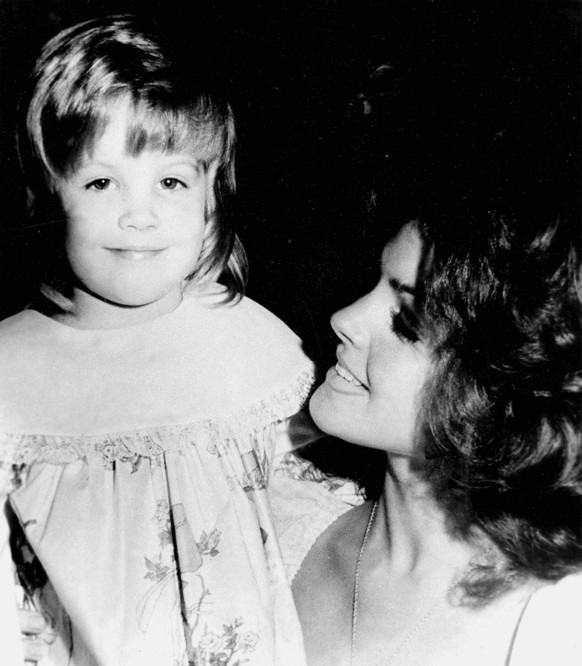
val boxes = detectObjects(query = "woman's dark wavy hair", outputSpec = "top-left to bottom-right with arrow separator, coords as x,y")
17,13 -> 247,305
353,3 -> 582,602
414,212 -> 582,601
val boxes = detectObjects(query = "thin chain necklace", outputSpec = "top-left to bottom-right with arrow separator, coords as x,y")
350,499 -> 451,666
351,499 -> 378,666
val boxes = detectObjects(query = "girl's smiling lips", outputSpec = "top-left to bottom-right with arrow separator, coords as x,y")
108,247 -> 167,260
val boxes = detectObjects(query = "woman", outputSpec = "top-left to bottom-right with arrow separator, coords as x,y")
280,209 -> 581,665
272,9 -> 582,662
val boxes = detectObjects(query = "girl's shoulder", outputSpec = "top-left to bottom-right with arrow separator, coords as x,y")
0,309 -> 45,343
181,287 -> 316,385
509,571 -> 582,665
0,310 -> 55,367
187,288 -> 306,350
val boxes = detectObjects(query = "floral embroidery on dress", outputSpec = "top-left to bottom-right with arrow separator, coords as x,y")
276,451 -> 363,495
195,619 -> 259,665
196,529 -> 221,559
240,448 -> 269,493
211,437 -> 270,494
138,500 -> 260,663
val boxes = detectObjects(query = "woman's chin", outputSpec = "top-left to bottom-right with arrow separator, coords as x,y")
308,381 -> 360,443
307,383 -> 334,434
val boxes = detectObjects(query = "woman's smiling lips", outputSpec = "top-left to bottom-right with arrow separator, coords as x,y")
325,359 -> 368,393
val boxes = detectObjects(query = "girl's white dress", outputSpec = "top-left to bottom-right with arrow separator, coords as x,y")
0,285 -> 315,666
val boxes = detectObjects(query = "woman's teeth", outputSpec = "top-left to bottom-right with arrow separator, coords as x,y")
334,363 -> 364,387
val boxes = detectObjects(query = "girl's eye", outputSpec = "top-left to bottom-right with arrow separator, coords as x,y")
161,177 -> 186,190
86,178 -> 111,191
390,308 -> 419,344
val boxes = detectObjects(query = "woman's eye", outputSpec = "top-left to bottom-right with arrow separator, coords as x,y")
86,178 -> 111,191
390,309 -> 419,344
161,177 -> 186,190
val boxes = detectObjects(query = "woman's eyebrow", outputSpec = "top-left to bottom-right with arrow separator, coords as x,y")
389,276 -> 416,296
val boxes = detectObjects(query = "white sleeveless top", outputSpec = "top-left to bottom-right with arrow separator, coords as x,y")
270,453 -> 582,665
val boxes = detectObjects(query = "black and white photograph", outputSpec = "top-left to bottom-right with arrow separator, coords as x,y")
0,1 -> 580,664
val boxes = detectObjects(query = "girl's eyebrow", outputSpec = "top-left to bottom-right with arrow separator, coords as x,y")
389,276 -> 416,296
162,158 -> 201,169
77,157 -> 200,170
77,160 -> 114,169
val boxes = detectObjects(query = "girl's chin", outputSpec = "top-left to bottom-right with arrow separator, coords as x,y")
67,286 -> 184,329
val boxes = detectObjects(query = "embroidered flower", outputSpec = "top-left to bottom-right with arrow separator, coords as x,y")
196,620 -> 259,664
100,441 -> 119,466
143,555 -> 171,583
198,632 -> 223,653
277,451 -> 362,495
238,631 -> 259,651
196,529 -> 221,558
153,500 -> 170,527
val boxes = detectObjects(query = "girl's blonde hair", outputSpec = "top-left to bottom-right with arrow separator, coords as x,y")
19,13 -> 247,302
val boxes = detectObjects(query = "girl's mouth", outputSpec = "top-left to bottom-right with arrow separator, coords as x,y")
109,248 -> 165,260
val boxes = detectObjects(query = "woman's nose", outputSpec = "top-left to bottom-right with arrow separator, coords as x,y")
118,191 -> 159,230
330,295 -> 370,348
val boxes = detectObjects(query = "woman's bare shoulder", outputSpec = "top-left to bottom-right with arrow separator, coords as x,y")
508,571 -> 582,666
291,502 -> 374,666
292,501 -> 373,603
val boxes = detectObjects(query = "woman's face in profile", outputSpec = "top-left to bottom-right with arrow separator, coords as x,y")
309,222 -> 433,456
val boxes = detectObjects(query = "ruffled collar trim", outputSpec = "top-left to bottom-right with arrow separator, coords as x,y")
1,369 -> 315,466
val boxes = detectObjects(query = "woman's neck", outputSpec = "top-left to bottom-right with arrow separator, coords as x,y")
371,455 -> 478,577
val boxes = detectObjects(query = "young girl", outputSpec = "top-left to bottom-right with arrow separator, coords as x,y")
0,15 -> 315,665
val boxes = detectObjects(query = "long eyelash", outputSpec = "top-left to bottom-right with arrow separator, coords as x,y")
390,308 -> 419,343
85,178 -> 110,191
162,177 -> 187,189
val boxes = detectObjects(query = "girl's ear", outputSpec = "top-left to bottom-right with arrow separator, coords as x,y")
204,162 -> 219,220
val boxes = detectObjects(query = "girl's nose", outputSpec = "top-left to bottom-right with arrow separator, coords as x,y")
118,193 -> 159,230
